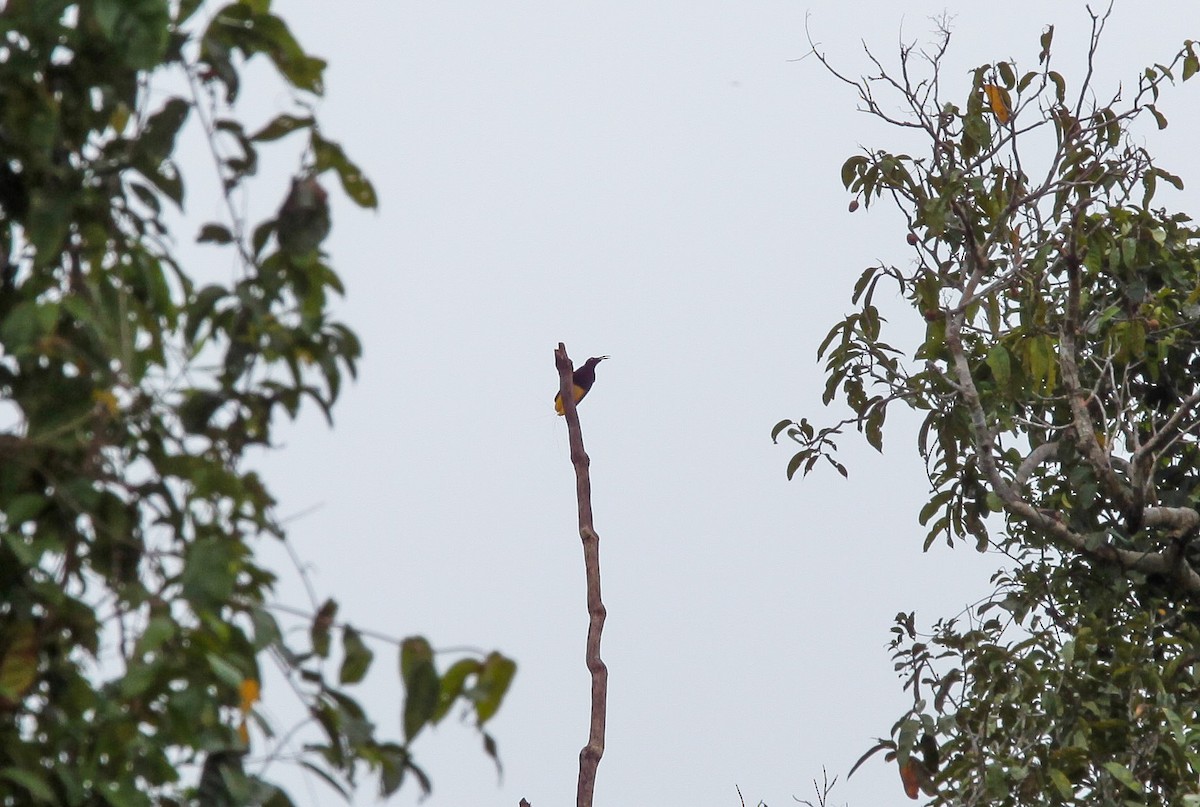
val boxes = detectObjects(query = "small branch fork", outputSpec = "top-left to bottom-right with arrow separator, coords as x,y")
554,343 -> 608,807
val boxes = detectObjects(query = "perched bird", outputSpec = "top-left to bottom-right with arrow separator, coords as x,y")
276,176 -> 331,257
554,356 -> 608,415
899,735 -> 940,799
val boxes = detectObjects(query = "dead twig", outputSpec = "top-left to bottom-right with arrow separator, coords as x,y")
555,343 -> 609,807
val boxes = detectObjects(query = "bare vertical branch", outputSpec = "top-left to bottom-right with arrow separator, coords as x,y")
1059,251 -> 1134,512
554,343 -> 608,807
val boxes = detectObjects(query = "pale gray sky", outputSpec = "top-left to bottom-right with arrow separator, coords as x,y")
200,2 -> 1200,804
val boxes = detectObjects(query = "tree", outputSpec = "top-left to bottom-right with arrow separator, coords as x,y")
0,1 -> 512,804
776,8 -> 1200,804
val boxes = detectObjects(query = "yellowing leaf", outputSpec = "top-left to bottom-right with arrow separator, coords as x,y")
239,678 -> 260,713
237,678 -> 257,746
110,101 -> 131,135
0,623 -> 39,706
91,389 -> 119,416
1008,223 -> 1022,252
984,84 -> 1012,124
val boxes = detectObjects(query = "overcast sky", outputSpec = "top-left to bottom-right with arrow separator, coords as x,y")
200,2 -> 1200,805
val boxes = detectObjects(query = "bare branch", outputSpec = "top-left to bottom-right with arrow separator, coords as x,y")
1059,252 -> 1135,511
1133,390 -> 1200,464
1015,441 -> 1059,489
555,344 -> 609,807
1142,506 -> 1200,536
1074,2 -> 1115,119
945,297 -> 1195,587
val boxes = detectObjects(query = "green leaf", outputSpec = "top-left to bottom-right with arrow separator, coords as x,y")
197,223 -> 234,244
213,118 -> 259,184
481,730 -> 502,776
209,6 -> 326,94
339,626 -> 373,684
1154,166 -> 1185,190
252,220 -> 276,257
313,134 -> 378,208
139,97 -> 191,162
770,419 -> 795,442
1184,53 -> 1199,82
185,285 -> 229,345
919,490 -> 954,526
5,493 -> 46,525
119,661 -> 160,699
786,451 -> 808,481
0,301 -> 58,355
26,190 -> 71,266
250,605 -> 282,651
1048,768 -> 1072,799
180,538 -> 237,610
400,638 -> 439,741
406,760 -> 432,796
256,13 -> 327,93
1039,25 -> 1054,64
377,743 -> 410,797
1025,334 -> 1056,393
1102,761 -> 1143,793
206,654 -> 245,690
0,768 -> 55,802
178,390 -> 224,433
840,155 -> 868,190
175,0 -> 205,24
250,113 -> 314,142
1048,70 -> 1066,102
986,345 -> 1011,387
1121,237 -> 1137,267
471,652 -> 516,724
297,761 -> 350,800
1142,172 -> 1158,207
94,0 -> 171,70
128,180 -> 162,214
433,658 -> 480,724
134,615 -> 177,656
145,160 -> 185,206
864,406 -> 884,452
400,636 -> 433,681
996,61 -> 1015,89
922,317 -> 946,361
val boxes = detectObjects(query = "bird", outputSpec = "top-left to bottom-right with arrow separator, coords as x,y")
899,735 -> 939,799
276,176 -> 331,257
554,356 -> 608,415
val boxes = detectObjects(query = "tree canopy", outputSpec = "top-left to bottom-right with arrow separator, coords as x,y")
0,1 -> 511,804
778,10 -> 1200,804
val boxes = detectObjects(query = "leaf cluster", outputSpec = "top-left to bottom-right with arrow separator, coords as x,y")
0,1 -> 509,804
780,13 -> 1200,804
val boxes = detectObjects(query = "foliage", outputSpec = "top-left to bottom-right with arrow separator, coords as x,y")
776,10 -> 1200,805
0,1 -> 512,804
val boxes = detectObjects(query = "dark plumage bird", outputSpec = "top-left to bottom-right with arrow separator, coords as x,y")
554,356 -> 608,415
276,176 -> 330,256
